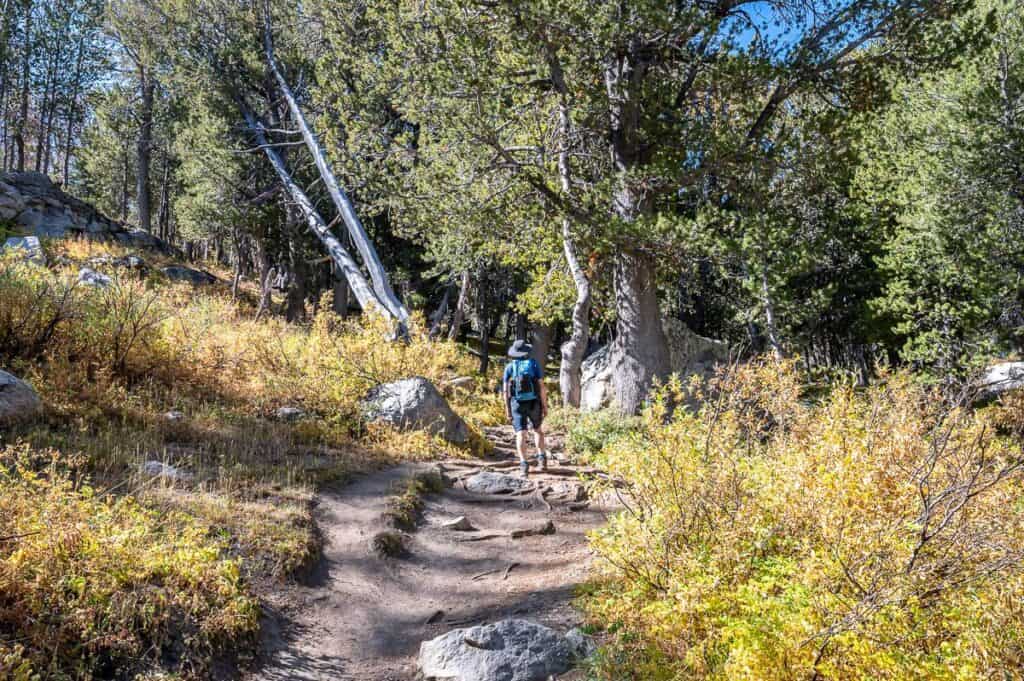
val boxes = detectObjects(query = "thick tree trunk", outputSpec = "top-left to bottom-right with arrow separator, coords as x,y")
531,323 -> 554,369
605,52 -> 671,414
264,25 -> 409,329
136,70 -> 154,233
255,238 -> 274,320
609,249 -> 670,413
449,270 -> 470,341
239,100 -> 388,318
286,233 -> 306,323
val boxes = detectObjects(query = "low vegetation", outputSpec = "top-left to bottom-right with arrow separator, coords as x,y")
0,243 -> 500,679
576,361 -> 1024,680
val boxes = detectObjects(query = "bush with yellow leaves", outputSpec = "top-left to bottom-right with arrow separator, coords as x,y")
0,444 -> 259,679
583,359 -> 1024,680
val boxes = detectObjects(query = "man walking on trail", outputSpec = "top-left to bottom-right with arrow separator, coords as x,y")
503,340 -> 550,478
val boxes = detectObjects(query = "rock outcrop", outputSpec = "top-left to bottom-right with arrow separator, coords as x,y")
362,377 -> 468,443
0,370 -> 42,427
0,172 -> 175,253
418,619 -> 575,681
581,318 -> 729,411
464,471 -> 532,495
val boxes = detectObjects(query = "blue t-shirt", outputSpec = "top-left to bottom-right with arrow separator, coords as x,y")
504,358 -> 542,401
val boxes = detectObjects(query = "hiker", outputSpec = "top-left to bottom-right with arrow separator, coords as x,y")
503,339 -> 551,477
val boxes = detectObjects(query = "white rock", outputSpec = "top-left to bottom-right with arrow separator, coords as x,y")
441,516 -> 476,531
141,461 -> 193,482
418,619 -> 573,681
77,267 -> 112,288
275,406 -> 306,421
464,471 -> 532,495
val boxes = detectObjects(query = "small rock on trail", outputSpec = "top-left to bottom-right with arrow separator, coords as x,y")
464,470 -> 532,495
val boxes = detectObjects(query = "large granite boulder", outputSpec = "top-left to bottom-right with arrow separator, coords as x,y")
0,370 -> 42,427
418,619 -> 574,681
362,376 -> 468,443
580,318 -> 729,411
975,362 -> 1024,402
161,265 -> 217,285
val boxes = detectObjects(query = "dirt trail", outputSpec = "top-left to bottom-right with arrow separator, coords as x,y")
249,426 -> 612,681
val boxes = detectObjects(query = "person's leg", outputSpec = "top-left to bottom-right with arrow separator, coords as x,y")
531,402 -> 547,470
511,404 -> 530,477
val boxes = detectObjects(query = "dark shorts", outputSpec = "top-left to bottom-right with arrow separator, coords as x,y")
510,398 -> 543,433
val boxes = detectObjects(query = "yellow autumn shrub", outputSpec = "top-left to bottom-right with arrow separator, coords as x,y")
0,445 -> 259,679
584,360 -> 1024,680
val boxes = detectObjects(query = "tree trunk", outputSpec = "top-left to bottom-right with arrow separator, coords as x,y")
428,286 -> 451,339
13,0 -> 30,172
158,151 -> 170,241
286,233 -> 306,323
120,142 -> 130,221
238,99 -> 388,317
264,24 -> 409,328
531,323 -> 554,370
479,315 -> 491,375
760,267 -> 785,360
449,270 -> 470,341
609,249 -> 671,413
255,238 -> 274,320
543,40 -> 591,408
605,51 -> 670,414
332,262 -> 351,318
136,69 -> 154,232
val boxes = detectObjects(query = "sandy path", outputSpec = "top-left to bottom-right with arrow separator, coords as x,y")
249,426 -> 611,681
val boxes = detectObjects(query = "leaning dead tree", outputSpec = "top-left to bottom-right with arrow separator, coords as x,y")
238,100 -> 386,317
263,18 -> 409,329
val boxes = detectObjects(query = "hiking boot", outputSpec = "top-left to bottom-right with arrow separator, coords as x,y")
519,460 -> 530,478
537,452 -> 547,472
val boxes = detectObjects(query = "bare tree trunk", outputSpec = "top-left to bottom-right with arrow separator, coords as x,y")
286,231 -> 306,323
543,39 -> 591,408
605,53 -> 670,414
760,267 -> 785,360
264,23 -> 409,328
62,31 -> 85,184
158,150 -> 170,241
136,69 -> 154,232
449,270 -> 470,341
238,99 -> 388,317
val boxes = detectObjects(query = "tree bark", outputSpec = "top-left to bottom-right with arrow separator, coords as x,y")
543,40 -> 591,408
605,51 -> 670,413
136,69 -> 154,232
531,322 -> 554,369
428,285 -> 451,339
332,262 -> 351,318
449,270 -> 470,341
760,267 -> 785,360
239,99 -> 388,318
263,23 -> 409,329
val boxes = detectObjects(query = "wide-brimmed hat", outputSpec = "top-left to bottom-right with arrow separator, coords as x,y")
507,339 -> 532,358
